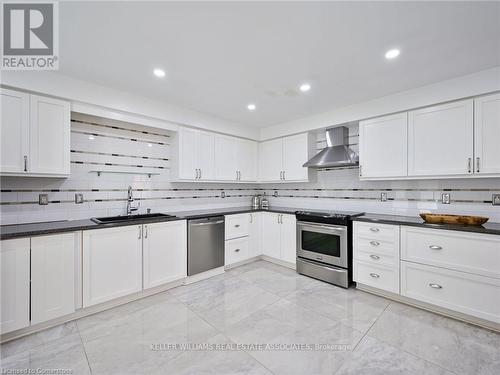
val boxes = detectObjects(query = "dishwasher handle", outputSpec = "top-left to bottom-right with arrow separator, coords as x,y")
190,220 -> 224,226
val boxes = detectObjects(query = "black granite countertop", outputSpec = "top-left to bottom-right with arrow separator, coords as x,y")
3,207 -> 500,240
353,213 -> 500,236
0,206 -> 300,240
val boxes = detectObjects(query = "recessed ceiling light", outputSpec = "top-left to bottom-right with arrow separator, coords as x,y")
148,143 -> 153,147
299,83 -> 311,92
247,103 -> 256,111
153,68 -> 166,78
88,135 -> 95,140
385,49 -> 400,59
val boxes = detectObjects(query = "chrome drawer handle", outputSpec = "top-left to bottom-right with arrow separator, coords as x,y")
369,273 -> 380,278
369,227 -> 380,232
370,241 -> 380,246
429,245 -> 442,250
429,283 -> 442,289
234,249 -> 240,252
369,254 -> 380,260
234,224 -> 240,228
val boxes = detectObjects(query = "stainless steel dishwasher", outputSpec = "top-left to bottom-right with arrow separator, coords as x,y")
187,216 -> 225,276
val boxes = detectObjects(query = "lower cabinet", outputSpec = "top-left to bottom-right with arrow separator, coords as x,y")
83,225 -> 143,307
248,212 -> 262,258
31,233 -> 77,324
143,221 -> 187,289
261,212 -> 296,264
225,236 -> 249,265
0,238 -> 30,334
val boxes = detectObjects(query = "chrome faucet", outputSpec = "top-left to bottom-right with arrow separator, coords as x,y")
126,186 -> 139,215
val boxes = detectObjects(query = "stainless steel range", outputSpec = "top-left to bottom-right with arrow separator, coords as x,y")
296,210 -> 364,288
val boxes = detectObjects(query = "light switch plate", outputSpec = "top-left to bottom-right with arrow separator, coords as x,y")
441,193 -> 450,204
380,192 -> 387,202
75,193 -> 84,204
492,194 -> 500,206
39,194 -> 49,205
220,191 -> 226,198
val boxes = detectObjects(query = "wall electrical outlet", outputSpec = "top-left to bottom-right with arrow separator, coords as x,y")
441,193 -> 450,204
38,194 -> 49,205
273,190 -> 279,197
492,194 -> 500,206
380,192 -> 387,202
75,193 -> 84,204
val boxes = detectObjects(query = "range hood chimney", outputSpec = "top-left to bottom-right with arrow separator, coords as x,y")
303,126 -> 359,168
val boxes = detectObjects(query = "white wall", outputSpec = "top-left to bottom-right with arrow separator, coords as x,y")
0,71 -> 260,140
260,66 -> 500,139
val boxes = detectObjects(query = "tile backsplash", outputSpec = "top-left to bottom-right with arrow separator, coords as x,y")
1,116 -> 499,224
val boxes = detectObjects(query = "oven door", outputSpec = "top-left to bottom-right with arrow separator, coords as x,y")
296,221 -> 348,268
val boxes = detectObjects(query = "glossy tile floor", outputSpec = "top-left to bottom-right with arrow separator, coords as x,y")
1,260 -> 499,375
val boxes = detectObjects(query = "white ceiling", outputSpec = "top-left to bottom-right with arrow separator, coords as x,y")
59,1 -> 500,128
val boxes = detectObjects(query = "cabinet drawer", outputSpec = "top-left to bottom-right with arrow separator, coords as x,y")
225,214 -> 249,240
401,226 -> 500,279
401,261 -> 500,324
354,236 -> 399,256
354,250 -> 398,267
354,260 -> 399,294
354,222 -> 399,242
225,237 -> 249,265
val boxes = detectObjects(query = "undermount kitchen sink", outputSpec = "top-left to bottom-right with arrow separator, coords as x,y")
91,213 -> 176,224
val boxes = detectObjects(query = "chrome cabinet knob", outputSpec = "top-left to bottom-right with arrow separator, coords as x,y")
370,241 -> 380,246
429,245 -> 442,250
429,283 -> 442,289
235,249 -> 240,252
369,273 -> 380,278
369,227 -> 380,232
369,254 -> 380,260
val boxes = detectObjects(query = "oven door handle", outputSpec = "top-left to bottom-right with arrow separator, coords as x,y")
297,221 -> 347,232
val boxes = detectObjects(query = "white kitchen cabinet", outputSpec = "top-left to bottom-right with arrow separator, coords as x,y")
0,88 -> 29,174
31,233 -> 76,324
143,221 -> 187,289
176,128 -> 215,181
259,133 -> 309,183
83,225 -> 143,307
248,212 -> 262,258
259,138 -> 283,182
29,95 -> 71,176
214,136 -> 257,182
280,213 -> 297,264
359,113 -> 408,178
474,93 -> 500,175
408,99 -> 473,177
0,238 -> 30,334
0,89 -> 70,177
261,212 -> 296,264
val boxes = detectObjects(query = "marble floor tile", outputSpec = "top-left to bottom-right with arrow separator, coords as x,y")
335,335 -> 454,375
286,280 -> 389,333
368,301 -> 500,375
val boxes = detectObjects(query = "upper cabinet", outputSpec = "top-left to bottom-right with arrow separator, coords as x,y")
0,88 -> 70,177
408,99 -> 473,177
259,133 -> 309,183
359,95 -> 500,180
359,113 -> 408,179
174,128 -> 257,182
474,93 -> 500,176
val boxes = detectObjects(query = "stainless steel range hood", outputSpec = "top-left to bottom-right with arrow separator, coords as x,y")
303,126 -> 359,168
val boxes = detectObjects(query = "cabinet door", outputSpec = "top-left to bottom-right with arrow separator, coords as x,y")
143,221 -> 187,289
359,113 -> 408,178
408,100 -> 473,177
29,95 -> 70,175
282,133 -> 309,181
259,138 -> 283,182
261,213 -> 281,259
0,238 -> 30,334
178,128 -> 199,180
83,225 -> 143,307
214,135 -> 238,181
474,93 -> 500,175
280,214 -> 297,264
198,131 -> 215,180
0,88 -> 29,174
237,139 -> 258,181
248,212 -> 262,258
31,233 -> 76,324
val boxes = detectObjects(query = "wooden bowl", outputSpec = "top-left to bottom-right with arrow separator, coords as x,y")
419,213 -> 489,226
